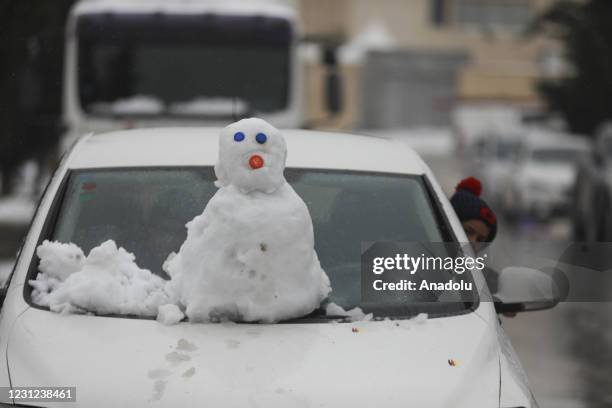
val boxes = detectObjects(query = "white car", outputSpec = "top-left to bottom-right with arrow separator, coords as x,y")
502,129 -> 590,220
467,130 -> 523,206
0,128 -> 555,407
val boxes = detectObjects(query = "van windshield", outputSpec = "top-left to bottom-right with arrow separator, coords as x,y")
531,148 -> 586,165
76,13 -> 291,116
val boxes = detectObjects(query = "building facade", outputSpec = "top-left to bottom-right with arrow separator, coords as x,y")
299,0 -> 564,129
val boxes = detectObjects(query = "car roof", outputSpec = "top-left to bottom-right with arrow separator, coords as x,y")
65,127 -> 429,175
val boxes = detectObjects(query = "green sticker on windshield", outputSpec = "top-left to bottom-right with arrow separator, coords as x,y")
79,192 -> 94,202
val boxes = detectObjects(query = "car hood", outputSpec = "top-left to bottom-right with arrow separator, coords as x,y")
7,308 -> 499,408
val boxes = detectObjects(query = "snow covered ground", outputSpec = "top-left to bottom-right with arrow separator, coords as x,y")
502,305 -> 590,408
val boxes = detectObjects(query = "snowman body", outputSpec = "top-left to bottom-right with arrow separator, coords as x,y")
165,118 -> 330,322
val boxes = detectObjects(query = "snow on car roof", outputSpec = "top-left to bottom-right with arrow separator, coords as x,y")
65,127 -> 428,175
72,0 -> 296,19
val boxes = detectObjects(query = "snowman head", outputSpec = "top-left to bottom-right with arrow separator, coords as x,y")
215,118 -> 287,193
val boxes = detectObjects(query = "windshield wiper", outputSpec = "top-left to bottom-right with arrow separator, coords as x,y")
279,307 -> 350,323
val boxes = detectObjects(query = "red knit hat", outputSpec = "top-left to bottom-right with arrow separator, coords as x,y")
450,177 -> 497,241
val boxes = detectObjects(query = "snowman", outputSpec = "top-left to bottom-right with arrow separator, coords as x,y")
164,118 -> 331,323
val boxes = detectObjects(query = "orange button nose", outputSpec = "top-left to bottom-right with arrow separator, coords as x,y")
249,155 -> 264,169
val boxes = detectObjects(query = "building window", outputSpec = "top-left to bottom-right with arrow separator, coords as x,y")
454,0 -> 531,30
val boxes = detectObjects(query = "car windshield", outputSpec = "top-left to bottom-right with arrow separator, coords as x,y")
76,14 -> 291,116
42,167 -> 473,319
531,147 -> 585,164
495,138 -> 520,161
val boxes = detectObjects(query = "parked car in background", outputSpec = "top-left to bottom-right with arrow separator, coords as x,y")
572,123 -> 612,240
0,127 -> 557,407
502,128 -> 590,220
465,129 -> 523,207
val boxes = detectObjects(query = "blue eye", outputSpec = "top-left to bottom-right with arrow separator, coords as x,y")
234,132 -> 245,142
255,132 -> 267,144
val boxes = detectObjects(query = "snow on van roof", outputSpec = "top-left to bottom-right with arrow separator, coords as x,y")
72,0 -> 296,19
65,127 -> 428,175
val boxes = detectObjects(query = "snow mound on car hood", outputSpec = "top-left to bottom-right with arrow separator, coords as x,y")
30,240 -> 170,316
30,233 -> 329,323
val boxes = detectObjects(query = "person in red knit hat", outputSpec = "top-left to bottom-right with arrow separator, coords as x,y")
451,176 -> 505,303
450,176 -> 497,253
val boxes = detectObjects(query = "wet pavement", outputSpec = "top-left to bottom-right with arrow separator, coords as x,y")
504,301 -> 612,408
496,224 -> 612,408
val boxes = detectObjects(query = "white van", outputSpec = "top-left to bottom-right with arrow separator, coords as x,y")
61,0 -> 305,149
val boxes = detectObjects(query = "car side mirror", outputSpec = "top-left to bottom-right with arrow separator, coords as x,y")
494,266 -> 560,314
